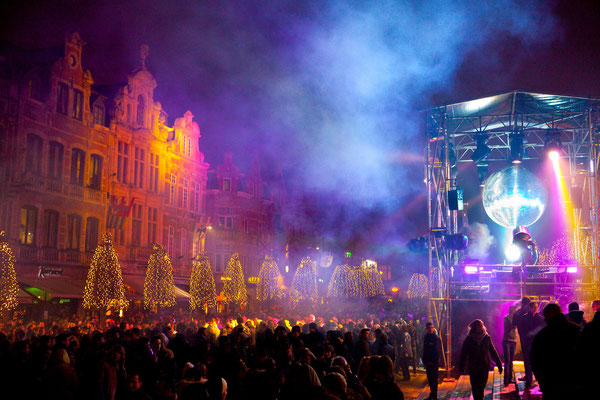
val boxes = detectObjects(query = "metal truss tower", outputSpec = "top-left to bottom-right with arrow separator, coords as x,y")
424,91 -> 600,372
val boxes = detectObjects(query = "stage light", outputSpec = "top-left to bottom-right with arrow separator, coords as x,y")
566,266 -> 577,274
471,135 -> 491,165
510,133 -> 524,164
477,163 -> 488,187
444,234 -> 468,250
548,150 -> 559,162
464,266 -> 480,274
391,287 -> 399,293
512,225 -> 539,265
505,244 -> 522,262
544,130 -> 562,158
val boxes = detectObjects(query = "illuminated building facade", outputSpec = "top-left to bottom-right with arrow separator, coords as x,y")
0,33 -> 280,302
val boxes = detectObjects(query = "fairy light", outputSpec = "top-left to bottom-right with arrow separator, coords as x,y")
189,252 -> 217,311
290,256 -> 318,307
0,231 -> 18,313
223,253 -> 247,306
327,260 -> 385,298
83,232 -> 129,311
407,273 -> 428,299
257,255 -> 283,302
143,243 -> 176,309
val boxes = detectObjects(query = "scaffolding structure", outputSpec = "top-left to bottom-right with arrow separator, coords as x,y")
425,91 -> 600,371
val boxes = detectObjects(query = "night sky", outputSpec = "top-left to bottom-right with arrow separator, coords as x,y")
2,0 -> 600,258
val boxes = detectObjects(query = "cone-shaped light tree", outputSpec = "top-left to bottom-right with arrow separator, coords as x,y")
290,256 -> 318,307
0,231 -> 18,315
83,232 -> 128,312
223,252 -> 247,307
144,243 -> 176,310
257,255 -> 283,302
189,252 -> 217,311
327,264 -> 353,297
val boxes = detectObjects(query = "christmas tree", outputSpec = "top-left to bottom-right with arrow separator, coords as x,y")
257,255 -> 283,302
223,252 -> 247,307
189,252 -> 217,311
0,231 -> 18,314
290,256 -> 318,306
144,243 -> 176,309
83,232 -> 128,311
327,264 -> 353,297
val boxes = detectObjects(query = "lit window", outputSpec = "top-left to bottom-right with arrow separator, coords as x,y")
223,178 -> 231,192
20,206 -> 37,245
72,89 -> 83,120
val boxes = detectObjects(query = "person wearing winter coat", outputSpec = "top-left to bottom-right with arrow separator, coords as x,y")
531,303 -> 580,400
459,320 -> 502,400
422,322 -> 442,400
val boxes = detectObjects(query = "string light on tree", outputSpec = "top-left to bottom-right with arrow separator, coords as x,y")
83,232 -> 129,311
328,260 -> 385,298
223,253 -> 247,307
257,255 -> 283,302
290,256 -> 318,307
189,252 -> 217,311
144,243 -> 176,310
407,273 -> 429,299
0,231 -> 18,314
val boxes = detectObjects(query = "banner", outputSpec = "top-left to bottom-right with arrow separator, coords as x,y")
106,195 -> 135,230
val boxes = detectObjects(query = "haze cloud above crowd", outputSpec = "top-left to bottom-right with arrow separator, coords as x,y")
0,0 -> 558,249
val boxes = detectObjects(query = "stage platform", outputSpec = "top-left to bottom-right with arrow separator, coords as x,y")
398,362 -> 542,400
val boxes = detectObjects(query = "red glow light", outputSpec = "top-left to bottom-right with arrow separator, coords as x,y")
391,287 -> 399,293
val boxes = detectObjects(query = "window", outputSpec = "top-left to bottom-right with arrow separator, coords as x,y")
72,89 -> 83,120
149,153 -> 159,192
20,206 -> 37,245
147,207 -> 157,245
67,214 -> 82,250
169,174 -> 176,205
93,104 -> 105,126
48,141 -> 64,180
28,77 -> 42,101
191,182 -> 201,212
115,227 -> 125,246
181,229 -> 187,259
134,147 -> 145,188
223,178 -> 231,192
136,95 -> 145,127
131,204 -> 143,247
243,219 -> 249,234
57,83 -> 69,114
85,217 -> 99,251
258,223 -> 263,237
117,141 -> 129,184
184,136 -> 192,157
168,226 -> 175,258
182,178 -> 188,209
26,134 -> 43,175
219,216 -> 233,230
89,154 -> 102,189
70,148 -> 85,185
41,210 -> 59,248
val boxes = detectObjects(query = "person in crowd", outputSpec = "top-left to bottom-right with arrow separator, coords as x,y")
566,301 -> 585,326
355,328 -> 371,364
576,299 -> 600,398
125,373 -> 152,400
396,323 -> 412,381
502,305 -> 518,387
459,319 -> 502,400
514,300 -> 544,388
530,303 -> 580,400
422,322 -> 442,400
362,355 -> 404,399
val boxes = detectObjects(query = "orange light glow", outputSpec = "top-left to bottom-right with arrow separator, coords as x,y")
391,287 -> 399,293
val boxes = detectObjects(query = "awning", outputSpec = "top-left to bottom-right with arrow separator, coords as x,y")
122,274 -> 190,300
19,277 -> 86,299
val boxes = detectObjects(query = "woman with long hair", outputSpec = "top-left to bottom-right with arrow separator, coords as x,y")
459,319 -> 503,400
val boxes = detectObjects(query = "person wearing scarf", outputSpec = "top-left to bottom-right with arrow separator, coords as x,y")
459,319 -> 502,400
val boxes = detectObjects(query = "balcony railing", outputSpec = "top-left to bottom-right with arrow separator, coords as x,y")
15,245 -> 92,266
13,173 -> 104,204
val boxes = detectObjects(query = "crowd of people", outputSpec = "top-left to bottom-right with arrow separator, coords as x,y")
458,298 -> 600,400
0,306 -> 432,400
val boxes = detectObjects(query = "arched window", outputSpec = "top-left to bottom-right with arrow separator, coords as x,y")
70,148 -> 85,185
48,141 -> 64,180
20,205 -> 38,245
136,95 -> 145,127
85,217 -> 99,251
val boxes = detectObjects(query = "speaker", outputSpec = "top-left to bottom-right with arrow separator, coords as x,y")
448,189 -> 464,210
